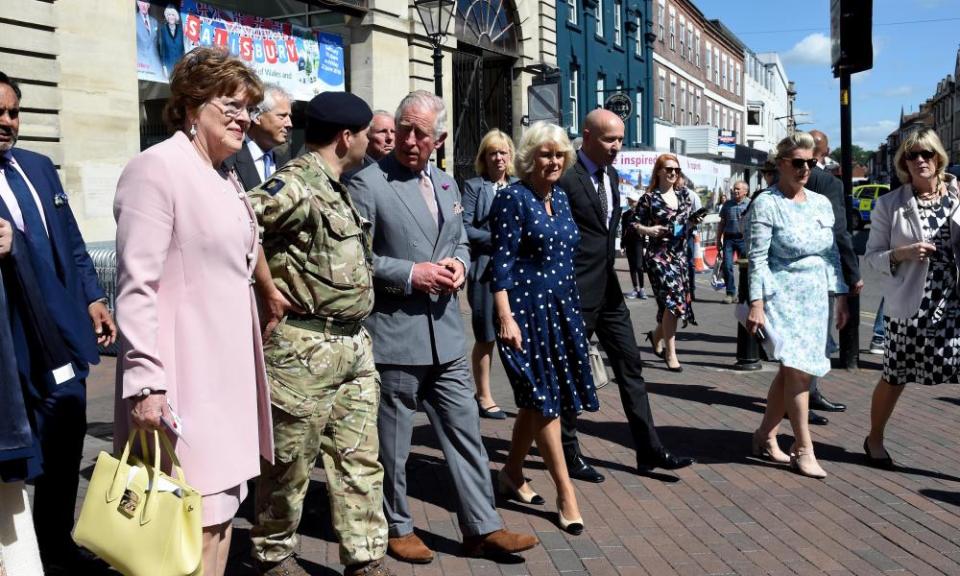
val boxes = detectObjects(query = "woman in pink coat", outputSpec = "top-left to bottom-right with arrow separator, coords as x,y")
113,47 -> 273,576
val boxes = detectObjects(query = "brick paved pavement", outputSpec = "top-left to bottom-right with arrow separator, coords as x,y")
73,257 -> 960,575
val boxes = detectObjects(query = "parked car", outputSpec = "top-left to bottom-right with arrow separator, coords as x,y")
849,183 -> 891,229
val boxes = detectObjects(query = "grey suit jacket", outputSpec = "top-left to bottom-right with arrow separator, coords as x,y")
864,174 -> 960,319
348,154 -> 471,365
462,175 -> 518,283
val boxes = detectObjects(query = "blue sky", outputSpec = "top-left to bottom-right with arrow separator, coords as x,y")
692,0 -> 960,150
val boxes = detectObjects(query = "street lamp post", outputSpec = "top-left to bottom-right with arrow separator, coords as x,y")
414,0 -> 456,171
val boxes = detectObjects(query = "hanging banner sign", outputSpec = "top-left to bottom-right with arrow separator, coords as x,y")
135,1 -> 345,99
611,150 -> 731,206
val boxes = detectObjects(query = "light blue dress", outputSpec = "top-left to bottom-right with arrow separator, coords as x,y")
747,187 -> 847,376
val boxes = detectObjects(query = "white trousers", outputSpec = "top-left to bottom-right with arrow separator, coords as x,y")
0,481 -> 43,575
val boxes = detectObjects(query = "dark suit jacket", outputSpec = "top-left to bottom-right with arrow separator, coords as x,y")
807,166 -> 860,286
0,149 -> 103,399
225,141 -> 291,192
558,157 -> 622,311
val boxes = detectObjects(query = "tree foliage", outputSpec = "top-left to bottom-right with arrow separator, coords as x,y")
830,145 -> 874,166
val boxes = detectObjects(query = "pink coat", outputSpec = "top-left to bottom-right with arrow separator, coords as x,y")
113,131 -> 273,496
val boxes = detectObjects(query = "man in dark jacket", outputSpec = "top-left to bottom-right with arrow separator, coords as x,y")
807,130 -> 862,413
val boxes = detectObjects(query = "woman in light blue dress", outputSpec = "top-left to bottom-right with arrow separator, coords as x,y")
746,132 -> 848,479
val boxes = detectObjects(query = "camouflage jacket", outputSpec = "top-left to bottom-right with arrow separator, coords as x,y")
249,152 -> 374,321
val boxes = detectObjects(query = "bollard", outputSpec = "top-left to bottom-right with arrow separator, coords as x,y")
839,294 -> 860,369
734,257 -> 762,371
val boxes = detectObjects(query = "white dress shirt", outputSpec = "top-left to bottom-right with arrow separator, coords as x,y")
0,153 -> 50,235
577,150 -> 615,225
245,138 -> 273,182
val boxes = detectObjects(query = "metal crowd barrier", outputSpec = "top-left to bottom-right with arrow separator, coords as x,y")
87,241 -> 118,356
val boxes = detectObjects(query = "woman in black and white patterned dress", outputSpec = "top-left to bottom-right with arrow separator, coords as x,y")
863,128 -> 960,470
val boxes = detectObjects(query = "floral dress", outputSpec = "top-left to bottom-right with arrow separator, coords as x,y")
883,194 -> 960,386
490,182 -> 599,418
747,187 -> 847,377
635,187 -> 696,325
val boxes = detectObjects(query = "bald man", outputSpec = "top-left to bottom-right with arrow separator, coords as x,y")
807,130 -> 861,413
558,109 -> 694,482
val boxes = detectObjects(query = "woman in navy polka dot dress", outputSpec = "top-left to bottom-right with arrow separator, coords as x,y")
490,122 -> 598,535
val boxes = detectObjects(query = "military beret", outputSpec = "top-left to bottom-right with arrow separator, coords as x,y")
306,92 -> 373,130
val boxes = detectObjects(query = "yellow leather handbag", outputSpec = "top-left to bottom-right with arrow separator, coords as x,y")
73,430 -> 202,576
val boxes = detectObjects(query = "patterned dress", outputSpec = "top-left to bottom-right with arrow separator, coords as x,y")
883,194 -> 960,386
635,187 -> 696,325
747,187 -> 846,377
490,182 -> 599,418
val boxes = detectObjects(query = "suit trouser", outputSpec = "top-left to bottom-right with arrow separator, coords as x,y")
31,379 -> 86,557
561,295 -> 664,464
377,357 -> 501,538
252,324 -> 387,567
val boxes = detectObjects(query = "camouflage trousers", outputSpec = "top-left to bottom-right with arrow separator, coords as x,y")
251,322 -> 387,566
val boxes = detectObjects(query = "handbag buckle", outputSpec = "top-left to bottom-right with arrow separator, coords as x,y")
119,489 -> 140,517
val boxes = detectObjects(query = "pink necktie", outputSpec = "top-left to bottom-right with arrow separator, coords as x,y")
419,171 -> 439,225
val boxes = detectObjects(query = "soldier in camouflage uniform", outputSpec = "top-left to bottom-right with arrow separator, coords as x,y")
248,92 -> 393,576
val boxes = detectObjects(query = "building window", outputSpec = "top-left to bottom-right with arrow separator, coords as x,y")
657,2 -> 664,41
658,72 -> 666,118
635,14 -> 642,54
671,78 -> 677,123
713,48 -> 720,84
705,43 -> 712,80
748,107 -> 761,126
694,91 -> 701,123
635,90 -> 643,143
614,0 -> 622,45
595,0 -> 604,38
686,25 -> 693,61
687,88 -> 693,125
720,54 -> 727,90
568,0 -> 577,25
569,69 -> 579,133
721,108 -> 727,130
707,104 -> 712,127
694,30 -> 700,67
728,61 -> 734,93
678,16 -> 685,58
735,112 -> 741,141
596,76 -> 605,108
713,103 -> 719,127
735,63 -> 741,96
679,81 -> 686,123
669,10 -> 675,50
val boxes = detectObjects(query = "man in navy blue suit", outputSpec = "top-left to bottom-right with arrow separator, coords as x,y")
0,71 -> 116,572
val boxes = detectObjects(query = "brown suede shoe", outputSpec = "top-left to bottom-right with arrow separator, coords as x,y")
387,533 -> 435,564
256,555 -> 311,576
462,529 -> 539,558
344,558 -> 396,576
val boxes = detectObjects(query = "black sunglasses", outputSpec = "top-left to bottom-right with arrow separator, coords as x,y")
662,167 -> 682,175
786,158 -> 817,170
906,149 -> 936,161
0,107 -> 19,120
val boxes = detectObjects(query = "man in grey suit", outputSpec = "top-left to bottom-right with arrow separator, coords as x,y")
348,91 -> 538,564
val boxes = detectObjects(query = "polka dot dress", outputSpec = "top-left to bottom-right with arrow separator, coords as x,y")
490,182 -> 599,418
883,194 -> 960,386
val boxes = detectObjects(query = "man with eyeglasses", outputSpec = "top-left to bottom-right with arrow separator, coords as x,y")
226,83 -> 293,191
0,70 -> 115,573
805,129 -> 861,418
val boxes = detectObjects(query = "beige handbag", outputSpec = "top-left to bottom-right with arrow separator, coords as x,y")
588,343 -> 610,388
73,430 -> 202,576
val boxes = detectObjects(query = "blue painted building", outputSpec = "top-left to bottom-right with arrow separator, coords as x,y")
556,0 -> 654,146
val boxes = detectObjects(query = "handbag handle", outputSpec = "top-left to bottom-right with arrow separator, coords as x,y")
106,429 -> 189,526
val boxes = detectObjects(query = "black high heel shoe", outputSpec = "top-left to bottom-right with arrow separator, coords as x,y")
662,355 -> 683,373
645,331 -> 664,358
863,437 -> 896,470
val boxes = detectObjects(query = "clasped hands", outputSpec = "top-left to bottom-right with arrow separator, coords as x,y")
412,258 -> 464,295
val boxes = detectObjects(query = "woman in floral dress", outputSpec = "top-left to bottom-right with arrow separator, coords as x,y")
634,154 -> 703,372
746,132 -> 848,479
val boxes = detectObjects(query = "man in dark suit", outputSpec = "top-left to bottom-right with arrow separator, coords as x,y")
806,130 -> 861,413
0,71 -> 115,572
558,108 -> 693,482
348,91 -> 538,564
225,83 -> 292,191
342,110 -> 395,182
